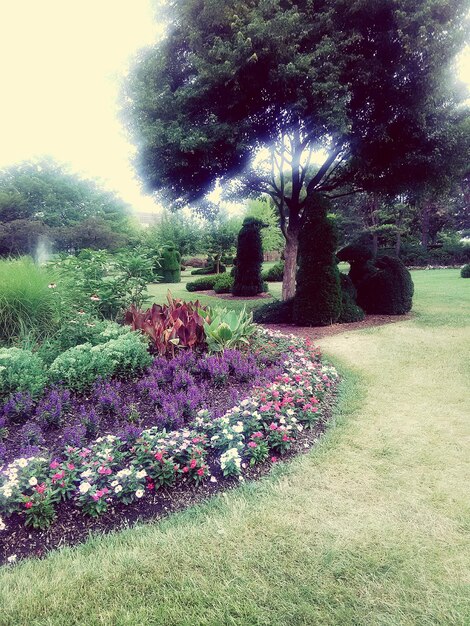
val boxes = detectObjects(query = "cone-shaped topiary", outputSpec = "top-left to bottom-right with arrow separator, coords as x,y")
358,256 -> 414,314
232,218 -> 265,296
159,243 -> 181,283
293,194 -> 342,326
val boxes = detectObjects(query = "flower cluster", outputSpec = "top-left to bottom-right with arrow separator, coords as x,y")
0,330 -> 338,531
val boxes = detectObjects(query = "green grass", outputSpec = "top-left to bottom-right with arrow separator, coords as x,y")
1,269 -> 469,625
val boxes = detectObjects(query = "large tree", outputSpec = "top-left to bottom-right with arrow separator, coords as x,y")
125,0 -> 469,299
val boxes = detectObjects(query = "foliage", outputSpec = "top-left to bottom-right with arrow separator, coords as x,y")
262,262 -> 284,282
233,218 -> 265,297
157,243 -> 182,283
338,274 -> 365,323
252,299 -> 294,324
49,332 -> 151,391
358,257 -> 414,315
125,292 -> 208,356
203,307 -> 256,353
0,257 -> 59,345
186,275 -> 219,292
49,248 -> 152,321
0,348 -> 47,401
293,198 -> 342,326
245,198 -> 283,253
461,264 -> 470,278
213,273 -> 234,294
144,210 -> 205,257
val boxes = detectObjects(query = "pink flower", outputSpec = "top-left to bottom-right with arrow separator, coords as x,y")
197,468 -> 205,476
271,456 -> 278,463
35,483 -> 46,494
67,463 -> 75,470
282,435 -> 289,442
190,459 -> 197,469
52,470 -> 65,482
269,422 -> 278,431
154,452 -> 163,461
24,501 -> 33,509
252,432 -> 263,439
98,466 -> 112,475
49,460 -> 60,470
182,466 -> 189,473
248,442 -> 257,448
147,482 -> 155,490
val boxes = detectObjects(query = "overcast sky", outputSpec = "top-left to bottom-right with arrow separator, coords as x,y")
0,1 -> 468,216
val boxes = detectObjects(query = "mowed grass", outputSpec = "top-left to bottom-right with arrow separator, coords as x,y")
1,269 -> 469,625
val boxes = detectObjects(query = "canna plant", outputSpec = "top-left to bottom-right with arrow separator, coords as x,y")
125,291 -> 209,356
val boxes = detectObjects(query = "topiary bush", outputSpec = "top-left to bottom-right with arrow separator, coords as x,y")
293,195 -> 342,326
186,275 -> 219,292
338,274 -> 365,323
336,244 -> 376,288
213,273 -> 234,294
461,263 -> 470,278
232,218 -> 265,297
158,243 -> 181,283
262,261 -> 284,282
357,256 -> 414,315
253,299 -> 294,324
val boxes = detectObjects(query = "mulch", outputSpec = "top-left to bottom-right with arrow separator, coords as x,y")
196,290 -> 273,300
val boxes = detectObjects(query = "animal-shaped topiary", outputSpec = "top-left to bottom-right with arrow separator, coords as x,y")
336,244 -> 376,289
159,243 -> 181,283
232,218 -> 265,296
357,256 -> 414,315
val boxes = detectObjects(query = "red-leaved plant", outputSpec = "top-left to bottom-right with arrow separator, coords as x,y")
124,291 -> 209,356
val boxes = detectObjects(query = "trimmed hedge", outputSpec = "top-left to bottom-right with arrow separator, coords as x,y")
293,195 -> 342,326
358,256 -> 414,315
213,273 -> 234,294
232,218 -> 265,297
253,299 -> 294,324
461,263 -> 470,278
338,274 -> 365,323
262,261 -> 284,282
186,275 -> 219,292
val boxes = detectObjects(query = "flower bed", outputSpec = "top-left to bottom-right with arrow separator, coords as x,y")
0,329 -> 338,564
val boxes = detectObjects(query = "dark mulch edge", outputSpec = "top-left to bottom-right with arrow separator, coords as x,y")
192,290 -> 274,300
0,387 -> 338,566
263,312 -> 413,341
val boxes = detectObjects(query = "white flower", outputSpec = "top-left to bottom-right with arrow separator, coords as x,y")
136,469 -> 147,479
209,476 -> 217,483
7,554 -> 17,563
80,469 -> 92,479
17,459 -> 28,468
135,489 -> 144,498
0,517 -> 6,531
79,482 -> 92,494
114,485 -> 123,493
28,477 -> 38,486
110,480 -> 118,487
3,488 -> 12,498
232,422 -> 244,434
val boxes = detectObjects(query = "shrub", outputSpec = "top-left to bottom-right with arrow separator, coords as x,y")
293,195 -> 342,326
125,293 -> 208,356
262,261 -> 284,282
358,256 -> 414,315
158,243 -> 181,283
253,299 -> 294,324
461,263 -> 470,278
0,257 -> 59,344
191,263 -> 226,275
0,347 -> 47,400
186,275 -> 219,292
232,218 -> 265,296
213,273 -> 234,294
336,244 -> 375,288
49,332 -> 151,391
338,274 -> 365,323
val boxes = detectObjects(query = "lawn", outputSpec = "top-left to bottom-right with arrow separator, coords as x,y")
1,269 -> 469,625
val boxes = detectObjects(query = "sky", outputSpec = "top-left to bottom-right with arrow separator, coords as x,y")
0,1 -> 469,216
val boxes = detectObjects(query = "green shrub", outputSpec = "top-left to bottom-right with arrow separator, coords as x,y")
186,275 -> 219,292
232,218 -> 265,296
293,195 -> 342,326
213,273 -> 234,294
0,257 -> 59,345
253,299 -> 294,324
158,243 -> 181,283
336,244 -> 375,288
191,263 -> 226,276
358,256 -> 414,315
262,261 -> 284,282
0,347 -> 47,400
49,332 -> 151,391
338,274 -> 365,323
461,263 -> 470,278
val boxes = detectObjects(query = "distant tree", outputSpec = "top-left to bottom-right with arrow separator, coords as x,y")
125,0 -> 470,300
145,210 -> 205,257
203,214 -> 242,271
245,198 -> 283,254
0,219 -> 49,256
56,218 -> 126,252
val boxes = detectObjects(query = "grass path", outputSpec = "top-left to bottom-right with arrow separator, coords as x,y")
1,270 -> 469,625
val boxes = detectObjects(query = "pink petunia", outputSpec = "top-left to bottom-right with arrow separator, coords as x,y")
248,442 -> 257,448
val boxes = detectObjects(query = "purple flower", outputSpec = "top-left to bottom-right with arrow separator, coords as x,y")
63,423 -> 86,447
93,380 -> 123,417
19,445 -> 41,458
35,387 -> 71,428
117,424 -> 142,445
78,405 -> 100,437
20,421 -> 45,447
1,392 -> 33,424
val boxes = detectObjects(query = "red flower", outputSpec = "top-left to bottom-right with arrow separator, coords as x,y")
49,460 -> 59,470
154,452 -> 163,461
147,482 -> 155,490
182,466 -> 189,473
24,501 -> 33,509
197,468 -> 205,476
35,483 -> 46,494
190,459 -> 197,469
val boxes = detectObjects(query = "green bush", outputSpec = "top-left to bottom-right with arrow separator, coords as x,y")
262,261 -> 284,282
293,195 -> 342,326
203,307 -> 256,352
49,332 -> 151,391
336,244 -> 375,288
460,263 -> 470,277
253,299 -> 294,324
186,275 -> 219,292
191,263 -> 226,276
0,257 -> 59,345
232,218 -> 265,297
0,347 -> 47,400
158,243 -> 181,283
338,274 -> 365,323
213,273 -> 234,294
358,256 -> 414,315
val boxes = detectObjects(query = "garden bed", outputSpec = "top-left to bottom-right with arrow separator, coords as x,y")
0,329 -> 339,565
193,289 -> 274,300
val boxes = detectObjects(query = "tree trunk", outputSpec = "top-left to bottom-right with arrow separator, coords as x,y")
281,225 -> 299,301
421,202 -> 430,249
